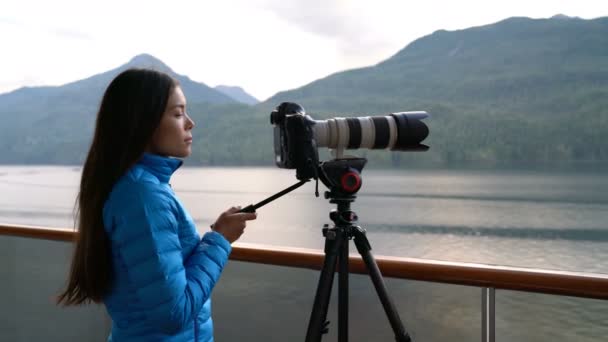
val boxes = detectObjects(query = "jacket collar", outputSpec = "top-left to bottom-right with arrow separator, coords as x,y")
137,153 -> 183,183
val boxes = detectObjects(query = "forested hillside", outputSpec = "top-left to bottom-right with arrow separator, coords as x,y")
0,16 -> 606,167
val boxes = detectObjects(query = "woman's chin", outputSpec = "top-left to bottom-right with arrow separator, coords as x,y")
180,149 -> 192,158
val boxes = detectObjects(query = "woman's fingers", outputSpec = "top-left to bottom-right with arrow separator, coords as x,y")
229,212 -> 257,221
226,206 -> 241,214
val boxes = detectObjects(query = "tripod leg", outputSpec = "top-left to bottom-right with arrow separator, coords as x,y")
306,229 -> 344,342
353,227 -> 412,342
338,232 -> 349,342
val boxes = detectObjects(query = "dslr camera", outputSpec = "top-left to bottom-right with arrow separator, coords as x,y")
270,102 -> 429,181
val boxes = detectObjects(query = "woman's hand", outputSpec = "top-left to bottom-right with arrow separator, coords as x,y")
211,206 -> 257,243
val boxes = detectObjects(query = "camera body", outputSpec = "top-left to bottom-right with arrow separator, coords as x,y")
271,102 -> 319,180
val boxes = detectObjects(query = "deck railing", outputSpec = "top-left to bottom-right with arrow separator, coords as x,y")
2,223 -> 608,342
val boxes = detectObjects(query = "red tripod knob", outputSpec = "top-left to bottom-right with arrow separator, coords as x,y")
340,171 -> 361,193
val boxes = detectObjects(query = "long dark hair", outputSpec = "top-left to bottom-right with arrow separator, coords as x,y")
57,68 -> 178,305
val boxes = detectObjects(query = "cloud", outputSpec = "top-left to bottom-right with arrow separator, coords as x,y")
0,16 -> 20,25
261,1 -> 364,38
50,27 -> 93,41
257,0 -> 398,62
1,13 -> 93,41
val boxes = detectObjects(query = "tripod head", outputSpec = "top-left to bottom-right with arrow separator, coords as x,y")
318,158 -> 367,201
237,157 -> 368,214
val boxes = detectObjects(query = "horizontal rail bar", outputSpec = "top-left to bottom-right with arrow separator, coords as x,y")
2,223 -> 608,300
0,223 -> 75,241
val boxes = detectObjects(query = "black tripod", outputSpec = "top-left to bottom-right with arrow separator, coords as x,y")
305,158 -> 411,342
238,158 -> 411,342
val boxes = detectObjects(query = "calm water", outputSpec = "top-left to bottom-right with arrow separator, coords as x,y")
1,165 -> 607,274
2,165 -> 607,341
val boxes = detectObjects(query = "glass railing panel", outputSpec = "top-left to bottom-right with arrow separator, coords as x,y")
495,290 -> 608,342
0,235 -> 110,341
212,260 -> 480,341
5,228 -> 607,342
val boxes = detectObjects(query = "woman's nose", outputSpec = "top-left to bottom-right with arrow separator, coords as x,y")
186,114 -> 195,129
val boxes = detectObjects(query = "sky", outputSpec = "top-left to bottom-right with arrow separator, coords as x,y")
1,0 -> 607,101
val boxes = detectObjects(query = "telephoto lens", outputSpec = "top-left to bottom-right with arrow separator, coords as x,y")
312,112 -> 429,151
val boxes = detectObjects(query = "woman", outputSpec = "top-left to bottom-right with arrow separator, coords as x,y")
57,68 -> 257,341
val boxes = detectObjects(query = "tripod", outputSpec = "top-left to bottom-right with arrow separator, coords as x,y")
238,158 -> 411,342
304,159 -> 411,342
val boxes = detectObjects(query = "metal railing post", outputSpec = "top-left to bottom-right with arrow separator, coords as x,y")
482,287 -> 495,342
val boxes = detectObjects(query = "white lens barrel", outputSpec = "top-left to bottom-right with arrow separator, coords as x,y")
313,120 -> 329,147
312,111 -> 428,150
335,118 -> 350,149
358,117 -> 375,149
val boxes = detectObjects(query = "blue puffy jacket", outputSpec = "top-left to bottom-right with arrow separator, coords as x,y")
102,153 -> 231,341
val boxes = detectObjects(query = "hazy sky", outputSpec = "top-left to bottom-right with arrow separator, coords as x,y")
1,0 -> 607,100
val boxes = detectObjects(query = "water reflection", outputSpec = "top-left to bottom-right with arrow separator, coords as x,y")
1,165 -> 607,274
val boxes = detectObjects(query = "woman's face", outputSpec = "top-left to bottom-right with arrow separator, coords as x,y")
147,86 -> 195,158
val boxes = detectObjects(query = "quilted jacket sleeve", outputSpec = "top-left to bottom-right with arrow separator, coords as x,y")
114,183 -> 231,334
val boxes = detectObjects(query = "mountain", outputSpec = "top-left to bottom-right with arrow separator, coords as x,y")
0,53 -> 236,108
123,54 -> 237,104
266,16 -> 608,111
262,16 -> 608,164
0,16 -> 607,166
0,54 -> 238,163
214,85 -> 259,105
